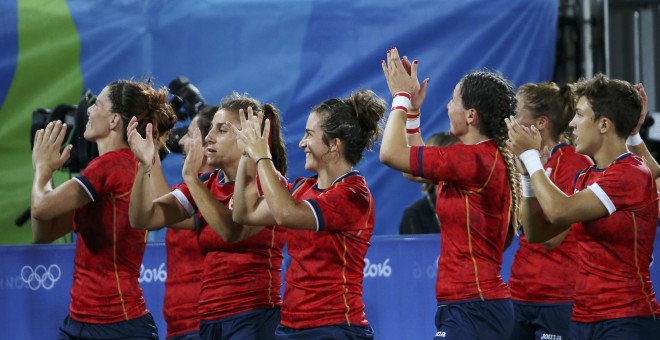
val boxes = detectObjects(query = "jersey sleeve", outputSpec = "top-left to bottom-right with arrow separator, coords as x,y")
305,179 -> 371,233
170,170 -> 216,217
588,162 -> 650,215
552,153 -> 593,195
74,154 -> 129,201
410,144 -> 494,188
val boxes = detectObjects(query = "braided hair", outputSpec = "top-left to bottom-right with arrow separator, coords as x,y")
460,71 -> 520,231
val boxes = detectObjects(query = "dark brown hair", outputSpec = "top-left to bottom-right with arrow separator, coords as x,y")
219,93 -> 287,176
312,89 -> 387,166
573,73 -> 642,138
517,82 -> 576,142
107,79 -> 177,144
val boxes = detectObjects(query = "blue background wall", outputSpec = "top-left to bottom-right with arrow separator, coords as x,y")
0,1 -> 572,338
0,0 -> 558,241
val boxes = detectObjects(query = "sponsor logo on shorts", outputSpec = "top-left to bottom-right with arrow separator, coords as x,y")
540,334 -> 561,340
434,331 -> 446,337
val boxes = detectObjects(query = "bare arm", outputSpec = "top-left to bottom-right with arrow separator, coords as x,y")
508,117 -> 609,242
402,173 -> 433,183
628,143 -> 660,178
31,177 -> 89,242
541,229 -> 570,251
128,119 -> 190,229
229,111 -> 316,230
182,127 -> 262,242
31,211 -> 74,244
400,55 -> 428,148
254,159 -> 316,230
30,121 -> 88,243
31,163 -> 81,244
379,48 -> 418,173
529,170 -> 607,236
629,84 -> 660,178
232,154 -> 278,226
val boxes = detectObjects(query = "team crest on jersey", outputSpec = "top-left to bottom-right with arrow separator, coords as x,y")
545,168 -> 553,177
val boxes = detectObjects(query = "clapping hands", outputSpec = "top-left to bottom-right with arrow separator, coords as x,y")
227,107 -> 271,161
127,116 -> 155,166
32,121 -> 72,173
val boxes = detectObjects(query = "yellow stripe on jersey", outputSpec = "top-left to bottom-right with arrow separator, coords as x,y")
465,195 -> 485,301
632,212 -> 657,319
341,234 -> 351,325
111,193 -> 130,320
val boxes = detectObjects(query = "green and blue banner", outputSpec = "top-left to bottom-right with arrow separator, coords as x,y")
0,0 -> 558,242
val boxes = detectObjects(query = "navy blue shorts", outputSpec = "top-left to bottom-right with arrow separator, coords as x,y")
570,316 -> 660,340
434,298 -> 514,339
168,330 -> 201,340
57,313 -> 159,339
275,323 -> 374,339
510,301 -> 572,340
199,307 -> 280,340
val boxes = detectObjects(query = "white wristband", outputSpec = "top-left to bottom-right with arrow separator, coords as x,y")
519,149 -> 544,175
406,118 -> 420,130
391,92 -> 411,113
626,133 -> 643,146
521,174 -> 535,197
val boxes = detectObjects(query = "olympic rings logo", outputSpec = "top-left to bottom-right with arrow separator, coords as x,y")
20,264 -> 61,290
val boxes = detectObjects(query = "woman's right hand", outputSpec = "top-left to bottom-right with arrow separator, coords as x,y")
235,108 -> 250,156
127,116 -> 154,166
381,47 -> 419,98
32,120 -> 72,173
505,116 -> 542,157
632,83 -> 648,136
227,109 -> 271,162
182,128 -> 204,181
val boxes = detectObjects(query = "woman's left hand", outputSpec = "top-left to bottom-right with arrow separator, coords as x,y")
32,121 -> 72,173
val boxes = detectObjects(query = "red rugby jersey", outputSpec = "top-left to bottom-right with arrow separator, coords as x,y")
163,227 -> 204,337
570,153 -> 660,322
282,171 -> 373,329
70,148 -> 149,323
410,140 -> 511,302
173,170 -> 285,321
509,144 -> 593,303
